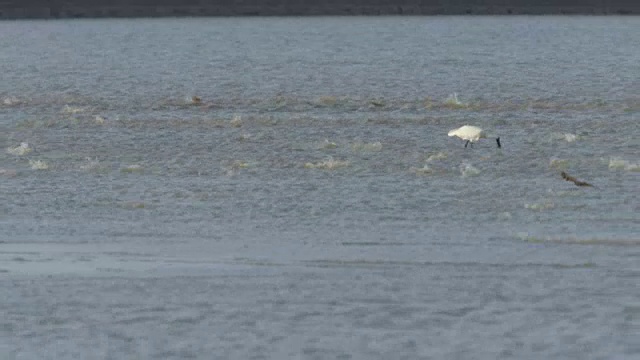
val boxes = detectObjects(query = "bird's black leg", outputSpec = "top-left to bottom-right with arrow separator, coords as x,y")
496,137 -> 501,148
464,140 -> 469,148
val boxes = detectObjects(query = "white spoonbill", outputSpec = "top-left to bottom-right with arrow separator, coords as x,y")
448,125 -> 501,148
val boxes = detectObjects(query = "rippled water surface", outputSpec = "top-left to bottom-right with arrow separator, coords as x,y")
1,16 -> 639,359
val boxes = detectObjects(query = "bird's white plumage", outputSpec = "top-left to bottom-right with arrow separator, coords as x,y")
448,125 -> 486,142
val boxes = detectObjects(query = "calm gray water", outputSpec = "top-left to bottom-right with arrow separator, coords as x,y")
1,16 -> 639,359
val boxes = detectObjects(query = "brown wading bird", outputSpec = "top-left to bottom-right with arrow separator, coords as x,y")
561,171 -> 593,187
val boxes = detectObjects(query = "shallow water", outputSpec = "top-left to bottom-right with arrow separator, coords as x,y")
1,16 -> 639,359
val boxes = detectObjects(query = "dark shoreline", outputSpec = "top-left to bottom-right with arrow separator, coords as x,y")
1,1 -> 639,19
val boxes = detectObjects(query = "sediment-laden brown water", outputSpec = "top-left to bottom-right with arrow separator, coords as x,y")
1,17 -> 639,359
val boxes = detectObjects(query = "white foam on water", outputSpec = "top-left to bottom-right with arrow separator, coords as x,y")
305,157 -> 349,170
409,164 -> 434,175
6,142 -> 32,156
460,162 -> 480,177
609,157 -> 640,171
29,159 -> 49,170
79,157 -> 101,171
444,92 -> 467,108
524,201 -> 555,211
321,139 -> 338,149
121,164 -> 144,173
230,114 -> 242,128
550,132 -> 581,143
549,157 -> 569,169
2,96 -> 21,106
62,105 -> 86,114
427,152 -> 447,162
